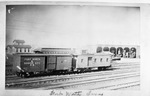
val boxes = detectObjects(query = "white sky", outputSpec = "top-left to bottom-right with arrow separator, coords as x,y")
6,5 -> 140,48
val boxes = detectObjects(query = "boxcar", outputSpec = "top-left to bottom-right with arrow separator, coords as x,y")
20,56 -> 45,73
76,52 -> 113,71
12,54 -> 73,77
7,52 -> 112,77
11,54 -> 46,77
6,54 -> 14,75
46,55 -> 73,72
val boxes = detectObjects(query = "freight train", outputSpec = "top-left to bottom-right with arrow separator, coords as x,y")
6,52 -> 113,78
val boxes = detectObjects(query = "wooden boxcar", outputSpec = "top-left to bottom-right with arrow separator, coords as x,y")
6,54 -> 14,75
76,52 -> 113,71
6,52 -> 112,77
46,55 -> 73,72
10,54 -> 73,77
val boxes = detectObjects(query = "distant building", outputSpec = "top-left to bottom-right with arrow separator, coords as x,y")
34,48 -> 75,55
82,44 -> 140,58
82,50 -> 87,54
6,40 -> 32,54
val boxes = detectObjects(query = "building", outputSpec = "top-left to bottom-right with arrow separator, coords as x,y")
6,40 -> 32,54
82,44 -> 140,58
34,48 -> 75,55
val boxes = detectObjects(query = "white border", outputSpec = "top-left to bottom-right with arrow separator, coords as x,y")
1,1 -> 150,96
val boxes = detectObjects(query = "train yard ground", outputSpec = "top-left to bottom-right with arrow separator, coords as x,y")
5,58 -> 140,90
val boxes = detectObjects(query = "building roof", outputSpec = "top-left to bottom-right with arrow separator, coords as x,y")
14,53 -> 72,56
13,40 -> 25,43
79,52 -> 113,56
7,45 -> 31,48
34,48 -> 72,52
94,52 -> 114,55
42,48 -> 71,50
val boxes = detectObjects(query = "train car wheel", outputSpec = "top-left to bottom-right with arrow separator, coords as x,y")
29,72 -> 34,77
103,67 -> 107,70
98,67 -> 102,71
77,69 -> 81,73
21,74 -> 25,78
21,73 -> 26,78
16,72 -> 20,77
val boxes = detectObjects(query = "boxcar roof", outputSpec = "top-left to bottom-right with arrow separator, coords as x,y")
95,52 -> 114,55
42,48 -> 71,50
79,52 -> 113,56
15,53 -> 72,56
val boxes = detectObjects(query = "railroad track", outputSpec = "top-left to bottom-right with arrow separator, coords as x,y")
112,62 -> 139,66
6,75 -> 21,80
6,61 -> 140,90
6,62 -> 139,82
6,65 -> 139,84
6,68 -> 139,89
89,78 -> 140,90
111,65 -> 140,70
35,72 -> 140,90
5,61 -> 139,78
110,81 -> 140,90
89,81 -> 140,90
111,62 -> 140,65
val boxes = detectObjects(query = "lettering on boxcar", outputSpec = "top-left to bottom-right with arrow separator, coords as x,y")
23,58 -> 41,66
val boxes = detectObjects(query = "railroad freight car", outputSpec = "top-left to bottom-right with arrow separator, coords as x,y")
12,54 -> 73,77
6,54 -> 14,75
7,52 -> 113,77
45,55 -> 73,72
76,52 -> 113,72
12,54 -> 46,77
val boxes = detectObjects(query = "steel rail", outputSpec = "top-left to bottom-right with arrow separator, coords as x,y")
6,62 -> 139,81
36,72 -> 140,90
6,64 -> 140,84
6,66 -> 139,87
6,66 -> 140,88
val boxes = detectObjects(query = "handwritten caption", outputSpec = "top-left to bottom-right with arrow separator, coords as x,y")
49,90 -> 103,96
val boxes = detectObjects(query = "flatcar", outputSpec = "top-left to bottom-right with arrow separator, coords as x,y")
6,52 -> 113,78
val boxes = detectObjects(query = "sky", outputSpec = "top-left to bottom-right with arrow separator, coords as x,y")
6,5 -> 140,49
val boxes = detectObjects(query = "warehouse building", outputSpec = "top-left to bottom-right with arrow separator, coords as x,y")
82,44 -> 140,58
6,40 -> 32,54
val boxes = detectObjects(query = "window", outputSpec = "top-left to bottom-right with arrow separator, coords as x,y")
18,48 -> 20,52
88,57 -> 92,66
94,58 -> 97,62
100,58 -> 102,62
106,58 -> 109,62
88,57 -> 92,61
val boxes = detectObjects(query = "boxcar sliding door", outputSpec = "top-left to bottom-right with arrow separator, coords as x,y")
46,56 -> 56,71
56,56 -> 72,70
